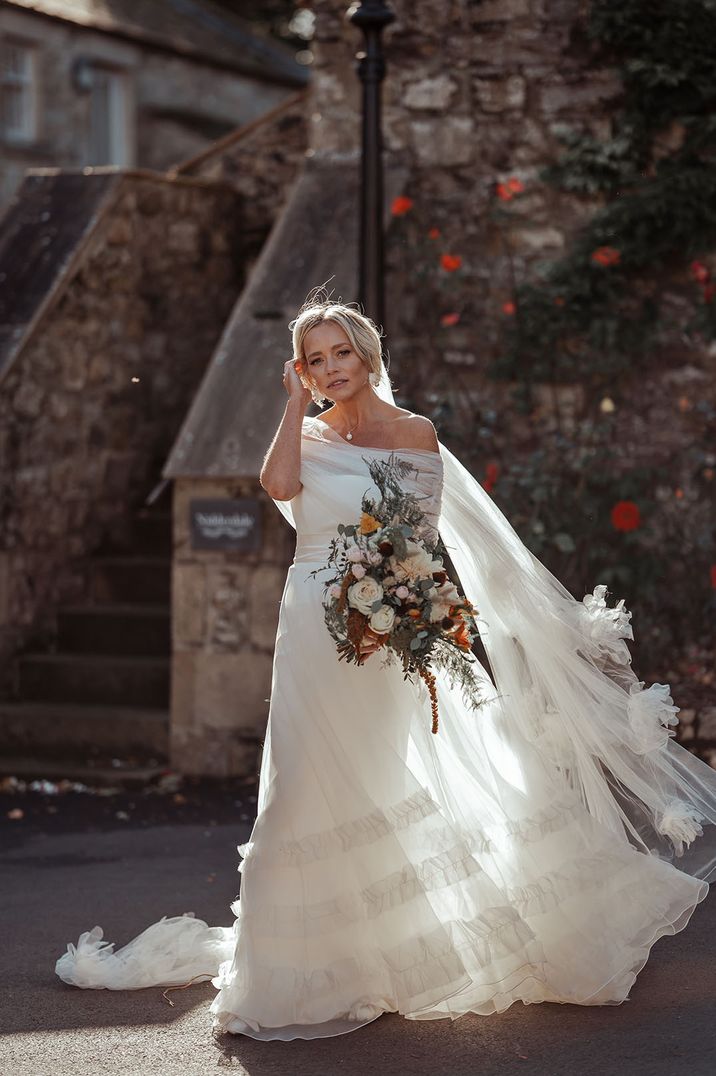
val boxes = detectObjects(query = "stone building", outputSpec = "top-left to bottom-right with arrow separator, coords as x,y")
163,0 -> 715,773
0,0 -> 308,207
0,0 -> 713,781
164,0 -> 620,775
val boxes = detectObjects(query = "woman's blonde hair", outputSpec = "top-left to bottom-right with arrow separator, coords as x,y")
288,285 -> 391,406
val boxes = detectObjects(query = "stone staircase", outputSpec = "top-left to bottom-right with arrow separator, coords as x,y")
0,500 -> 173,786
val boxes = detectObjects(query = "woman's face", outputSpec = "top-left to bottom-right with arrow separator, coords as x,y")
302,321 -> 369,401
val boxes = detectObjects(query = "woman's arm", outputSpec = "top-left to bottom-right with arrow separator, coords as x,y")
259,359 -> 311,501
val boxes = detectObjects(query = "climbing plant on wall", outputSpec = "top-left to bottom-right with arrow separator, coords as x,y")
488,0 -> 716,687
387,0 -> 716,698
493,0 -> 716,384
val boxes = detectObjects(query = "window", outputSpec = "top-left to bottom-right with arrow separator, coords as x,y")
0,39 -> 38,143
87,64 -> 131,166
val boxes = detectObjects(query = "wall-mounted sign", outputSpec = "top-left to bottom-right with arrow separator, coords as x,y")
190,498 -> 262,552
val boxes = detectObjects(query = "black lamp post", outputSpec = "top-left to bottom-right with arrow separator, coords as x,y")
347,1 -> 396,333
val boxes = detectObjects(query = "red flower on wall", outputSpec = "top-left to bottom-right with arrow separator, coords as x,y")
440,311 -> 461,327
610,500 -> 641,532
428,227 -> 441,239
391,195 -> 413,216
591,246 -> 621,267
440,253 -> 462,272
690,260 -> 710,284
687,261 -> 714,301
496,177 -> 525,201
482,461 -> 500,492
502,300 -> 516,315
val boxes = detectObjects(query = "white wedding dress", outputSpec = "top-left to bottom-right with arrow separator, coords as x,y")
56,410 -> 716,1041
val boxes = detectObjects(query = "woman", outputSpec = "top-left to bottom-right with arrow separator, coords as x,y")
56,297 -> 716,1041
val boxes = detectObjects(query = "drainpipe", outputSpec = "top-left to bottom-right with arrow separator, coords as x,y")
347,0 -> 396,334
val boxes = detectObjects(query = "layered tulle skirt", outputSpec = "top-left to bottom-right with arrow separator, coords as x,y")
209,555 -> 710,1038
56,549 -> 712,1040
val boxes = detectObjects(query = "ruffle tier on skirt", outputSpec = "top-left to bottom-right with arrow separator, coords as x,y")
209,772 -> 707,1039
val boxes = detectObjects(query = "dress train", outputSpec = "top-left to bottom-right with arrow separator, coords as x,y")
55,415 -> 716,1040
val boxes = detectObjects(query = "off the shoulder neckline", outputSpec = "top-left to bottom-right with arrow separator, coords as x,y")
305,415 -> 443,463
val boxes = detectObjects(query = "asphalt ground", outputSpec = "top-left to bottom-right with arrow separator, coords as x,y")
1,777 -> 715,1076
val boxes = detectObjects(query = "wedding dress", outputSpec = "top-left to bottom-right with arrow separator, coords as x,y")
56,362 -> 716,1041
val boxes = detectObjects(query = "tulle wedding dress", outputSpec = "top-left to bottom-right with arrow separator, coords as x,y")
56,365 -> 716,1041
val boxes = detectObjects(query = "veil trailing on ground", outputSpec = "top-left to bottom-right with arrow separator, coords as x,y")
371,355 -> 716,883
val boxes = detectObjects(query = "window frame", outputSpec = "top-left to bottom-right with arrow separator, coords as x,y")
86,60 -> 133,168
0,36 -> 40,145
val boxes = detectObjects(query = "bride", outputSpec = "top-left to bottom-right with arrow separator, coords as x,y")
56,296 -> 716,1041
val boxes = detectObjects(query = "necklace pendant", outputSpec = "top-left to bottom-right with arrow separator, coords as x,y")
346,431 -> 353,440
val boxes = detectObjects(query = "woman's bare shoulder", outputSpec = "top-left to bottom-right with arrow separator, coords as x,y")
392,412 -> 440,452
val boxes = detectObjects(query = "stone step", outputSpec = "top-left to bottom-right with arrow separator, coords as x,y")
89,556 -> 171,605
57,603 -> 170,656
98,512 -> 173,558
131,511 -> 172,556
0,701 -> 169,761
18,653 -> 170,707
0,755 -> 167,788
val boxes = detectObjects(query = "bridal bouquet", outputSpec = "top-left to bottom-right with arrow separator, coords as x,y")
307,454 -> 490,733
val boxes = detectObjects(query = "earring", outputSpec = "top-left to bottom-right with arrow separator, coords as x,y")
369,371 -> 380,386
311,384 -> 325,406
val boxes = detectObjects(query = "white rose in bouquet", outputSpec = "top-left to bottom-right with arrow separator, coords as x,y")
369,604 -> 396,634
347,575 -> 383,615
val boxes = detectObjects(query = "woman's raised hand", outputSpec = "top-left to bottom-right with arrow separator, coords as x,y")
283,358 -> 313,404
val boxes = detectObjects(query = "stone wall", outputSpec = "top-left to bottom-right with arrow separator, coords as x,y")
163,94 -> 310,776
170,476 -> 294,776
306,0 -> 715,460
301,0 -> 715,737
0,171 -> 243,693
174,91 -> 309,270
154,0 -> 713,774
168,0 -> 623,776
310,0 -> 617,390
